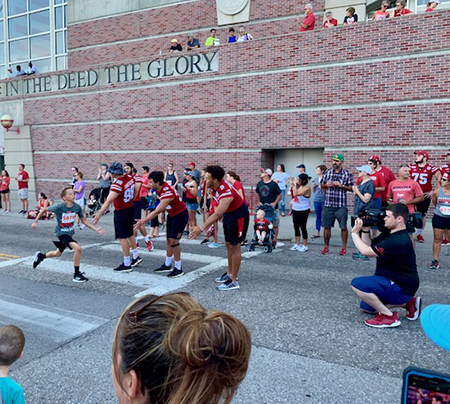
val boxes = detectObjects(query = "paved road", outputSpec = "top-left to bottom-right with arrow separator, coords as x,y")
0,212 -> 449,404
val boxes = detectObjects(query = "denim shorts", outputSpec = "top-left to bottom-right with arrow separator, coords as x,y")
351,275 -> 413,312
186,202 -> 199,211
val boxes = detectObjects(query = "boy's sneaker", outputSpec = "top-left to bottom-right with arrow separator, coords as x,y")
200,238 -> 209,245
405,296 -> 422,321
114,263 -> 133,273
154,264 -> 172,273
217,280 -> 240,291
167,267 -> 184,278
79,224 -> 86,230
145,239 -> 153,251
33,252 -> 46,269
208,242 -> 219,248
215,272 -> 230,283
430,260 -> 440,269
321,246 -> 329,255
73,273 -> 89,283
365,312 -> 401,328
416,234 -> 425,243
131,256 -> 142,267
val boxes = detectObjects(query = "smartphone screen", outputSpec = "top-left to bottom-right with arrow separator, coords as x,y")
402,367 -> 450,404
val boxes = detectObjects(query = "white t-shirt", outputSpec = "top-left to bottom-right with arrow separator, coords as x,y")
271,172 -> 290,190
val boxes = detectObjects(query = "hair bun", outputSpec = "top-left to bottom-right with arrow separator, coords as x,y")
166,309 -> 251,385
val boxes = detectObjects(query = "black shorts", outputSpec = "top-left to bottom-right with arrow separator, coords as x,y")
167,209 -> 189,240
114,206 -> 135,239
432,214 -> 450,230
416,198 -> 431,216
140,197 -> 149,211
0,189 -> 10,194
53,234 -> 78,253
133,200 -> 142,220
223,204 -> 249,246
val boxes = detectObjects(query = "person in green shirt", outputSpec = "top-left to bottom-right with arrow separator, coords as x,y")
0,325 -> 25,404
205,28 -> 217,46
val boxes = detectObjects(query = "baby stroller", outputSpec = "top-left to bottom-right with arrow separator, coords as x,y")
87,188 -> 102,216
248,204 -> 276,253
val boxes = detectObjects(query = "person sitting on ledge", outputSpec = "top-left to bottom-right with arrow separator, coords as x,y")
350,203 -> 421,329
392,0 -> 413,17
169,39 -> 182,52
27,62 -> 39,74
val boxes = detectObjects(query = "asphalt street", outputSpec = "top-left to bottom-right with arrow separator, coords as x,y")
0,210 -> 449,404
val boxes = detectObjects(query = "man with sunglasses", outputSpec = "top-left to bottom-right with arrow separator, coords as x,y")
320,153 -> 354,255
298,3 -> 316,32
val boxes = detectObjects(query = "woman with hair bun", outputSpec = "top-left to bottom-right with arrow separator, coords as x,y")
112,292 -> 252,404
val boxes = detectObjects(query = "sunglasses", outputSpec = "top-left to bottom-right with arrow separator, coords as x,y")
442,178 -> 449,182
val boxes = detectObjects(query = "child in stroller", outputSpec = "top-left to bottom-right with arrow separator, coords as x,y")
248,204 -> 276,253
87,188 -> 102,216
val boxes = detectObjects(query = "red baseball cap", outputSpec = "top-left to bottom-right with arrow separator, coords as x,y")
414,150 -> 429,159
188,162 -> 196,167
369,155 -> 381,162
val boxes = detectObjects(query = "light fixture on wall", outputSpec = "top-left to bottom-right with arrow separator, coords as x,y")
1,115 -> 20,134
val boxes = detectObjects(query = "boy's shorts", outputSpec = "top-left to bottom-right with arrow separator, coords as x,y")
53,234 -> 78,252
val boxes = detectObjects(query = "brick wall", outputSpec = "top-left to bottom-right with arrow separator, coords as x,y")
3,7 -> 450,199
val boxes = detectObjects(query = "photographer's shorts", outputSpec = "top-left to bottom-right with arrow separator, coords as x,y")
351,275 -> 413,312
416,198 -> 431,216
322,206 -> 348,229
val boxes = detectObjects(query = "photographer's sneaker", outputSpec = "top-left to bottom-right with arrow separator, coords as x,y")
365,312 -> 401,328
430,260 -> 440,270
215,272 -> 230,283
167,267 -> 184,278
405,296 -> 422,321
73,273 -> 89,283
154,264 -> 172,273
416,234 -> 425,243
217,279 -> 240,291
131,256 -> 142,267
33,252 -> 46,269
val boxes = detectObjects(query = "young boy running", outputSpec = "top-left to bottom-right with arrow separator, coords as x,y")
32,186 -> 105,282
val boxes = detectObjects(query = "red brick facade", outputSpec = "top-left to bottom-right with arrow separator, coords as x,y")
3,2 -> 450,200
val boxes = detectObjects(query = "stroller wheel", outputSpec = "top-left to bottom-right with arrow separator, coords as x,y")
264,245 -> 270,253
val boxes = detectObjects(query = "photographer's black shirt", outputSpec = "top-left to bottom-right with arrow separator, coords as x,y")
371,229 -> 419,296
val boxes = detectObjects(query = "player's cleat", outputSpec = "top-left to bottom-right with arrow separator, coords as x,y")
131,256 -> 142,267
33,252 -> 46,269
73,273 -> 89,283
442,238 -> 449,245
167,268 -> 184,278
154,264 -> 172,273
416,234 -> 425,243
321,246 -> 329,255
114,263 -> 133,273
339,248 -> 347,256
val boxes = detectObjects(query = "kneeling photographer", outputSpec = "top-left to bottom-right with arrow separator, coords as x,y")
350,203 -> 421,328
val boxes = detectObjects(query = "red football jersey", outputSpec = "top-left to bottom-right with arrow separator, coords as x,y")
440,164 -> 450,175
409,163 -> 439,192
157,182 -> 187,217
111,174 -> 136,210
215,180 -> 244,213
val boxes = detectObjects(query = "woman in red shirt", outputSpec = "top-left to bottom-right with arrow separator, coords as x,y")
0,170 -> 11,213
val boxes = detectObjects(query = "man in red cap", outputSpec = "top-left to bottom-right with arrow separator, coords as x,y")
409,151 -> 441,243
369,155 -> 396,208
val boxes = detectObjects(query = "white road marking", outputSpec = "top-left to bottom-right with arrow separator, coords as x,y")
0,298 -> 107,343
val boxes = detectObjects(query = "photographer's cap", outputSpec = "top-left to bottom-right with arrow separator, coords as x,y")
356,165 -> 373,175
333,153 -> 344,162
108,161 -> 126,175
421,304 -> 450,351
